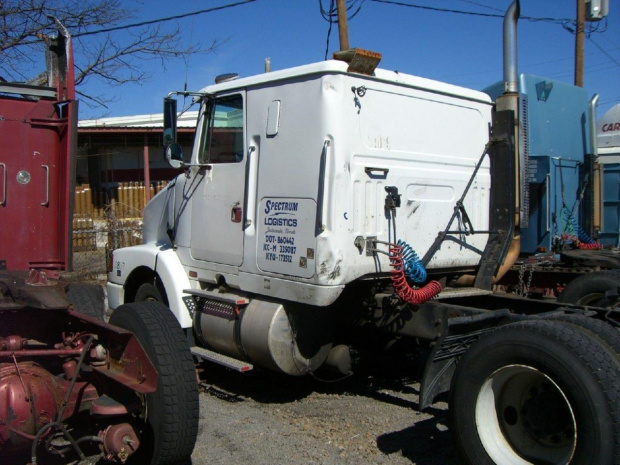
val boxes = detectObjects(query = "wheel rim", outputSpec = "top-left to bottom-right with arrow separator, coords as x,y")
575,292 -> 619,308
575,292 -> 605,306
475,364 -> 576,465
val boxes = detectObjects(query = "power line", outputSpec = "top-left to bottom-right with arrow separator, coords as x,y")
319,0 -> 366,59
371,0 -> 620,72
370,0 -> 572,25
321,0 -> 336,60
588,36 -> 620,69
456,0 -> 504,13
599,96 -> 620,106
540,63 -> 618,81
438,57 -> 614,81
320,0 -> 366,21
73,0 -> 256,38
600,31 -> 620,51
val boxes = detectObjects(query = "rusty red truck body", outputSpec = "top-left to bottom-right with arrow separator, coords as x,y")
0,24 -> 197,465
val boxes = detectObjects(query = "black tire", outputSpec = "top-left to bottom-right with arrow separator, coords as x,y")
66,283 -> 105,320
449,320 -> 620,465
549,313 -> 620,365
135,282 -> 167,305
558,271 -> 620,307
109,301 -> 199,465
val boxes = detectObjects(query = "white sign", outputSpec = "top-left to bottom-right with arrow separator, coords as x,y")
257,198 -> 316,278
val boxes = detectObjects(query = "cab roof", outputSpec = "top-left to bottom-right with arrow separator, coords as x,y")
198,60 -> 493,106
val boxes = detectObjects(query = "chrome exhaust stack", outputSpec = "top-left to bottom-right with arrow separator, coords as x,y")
503,0 -> 520,95
496,0 -> 523,232
495,0 -> 522,280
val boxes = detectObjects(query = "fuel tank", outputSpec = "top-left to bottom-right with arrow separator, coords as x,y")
193,291 -> 333,375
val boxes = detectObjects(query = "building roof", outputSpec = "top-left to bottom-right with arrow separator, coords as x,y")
79,110 -> 198,129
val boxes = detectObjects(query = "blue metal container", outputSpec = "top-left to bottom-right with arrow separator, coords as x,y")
484,74 -> 593,254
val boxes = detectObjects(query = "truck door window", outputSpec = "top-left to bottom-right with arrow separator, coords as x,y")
198,94 -> 244,164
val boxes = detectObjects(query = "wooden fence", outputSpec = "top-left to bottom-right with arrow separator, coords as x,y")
71,181 -> 168,278
74,181 -> 169,219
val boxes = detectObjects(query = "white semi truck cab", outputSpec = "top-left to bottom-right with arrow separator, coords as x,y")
107,3 -> 620,464
108,55 -> 497,371
109,58 -> 493,308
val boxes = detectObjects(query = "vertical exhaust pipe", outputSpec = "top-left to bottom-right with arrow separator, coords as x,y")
497,0 -> 522,231
493,0 -> 522,282
459,1 -> 523,288
589,94 -> 603,233
503,0 -> 520,94
458,1 -> 525,289
589,94 -> 600,159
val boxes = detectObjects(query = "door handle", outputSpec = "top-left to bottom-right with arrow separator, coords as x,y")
41,165 -> 49,206
243,146 -> 256,228
316,139 -> 331,233
231,203 -> 242,223
365,166 -> 389,177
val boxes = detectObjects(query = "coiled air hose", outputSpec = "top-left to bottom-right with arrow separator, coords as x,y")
397,239 -> 427,284
559,208 -> 603,250
389,242 -> 442,304
574,220 -> 603,249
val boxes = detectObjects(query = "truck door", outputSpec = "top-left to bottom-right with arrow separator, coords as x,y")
190,92 -> 246,266
0,98 -> 67,270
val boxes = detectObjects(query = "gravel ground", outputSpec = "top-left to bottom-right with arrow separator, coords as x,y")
192,362 -> 463,465
14,360 -> 462,465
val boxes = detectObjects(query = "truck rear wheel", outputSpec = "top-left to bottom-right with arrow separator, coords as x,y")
109,301 -> 199,465
549,313 -> 620,364
558,271 -> 620,307
449,320 -> 620,465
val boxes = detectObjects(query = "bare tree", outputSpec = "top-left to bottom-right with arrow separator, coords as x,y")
0,0 -> 222,109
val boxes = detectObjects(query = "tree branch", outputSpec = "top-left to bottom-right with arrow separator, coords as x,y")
0,0 -> 224,109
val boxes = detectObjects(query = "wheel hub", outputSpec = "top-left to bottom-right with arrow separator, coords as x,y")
476,364 -> 576,465
521,384 -> 573,447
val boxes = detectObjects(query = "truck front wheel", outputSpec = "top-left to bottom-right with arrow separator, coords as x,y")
449,320 -> 620,465
135,282 -> 166,305
109,301 -> 199,465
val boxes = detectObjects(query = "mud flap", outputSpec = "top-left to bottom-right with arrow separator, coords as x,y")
419,309 -> 511,410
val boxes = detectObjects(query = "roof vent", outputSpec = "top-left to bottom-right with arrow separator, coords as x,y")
332,48 -> 382,75
215,73 -> 239,84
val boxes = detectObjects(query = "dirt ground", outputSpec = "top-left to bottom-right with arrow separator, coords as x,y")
33,359 -> 463,465
191,362 -> 463,465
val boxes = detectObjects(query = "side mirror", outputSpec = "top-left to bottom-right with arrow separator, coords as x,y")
165,143 -> 184,169
163,97 -> 177,147
163,97 -> 181,168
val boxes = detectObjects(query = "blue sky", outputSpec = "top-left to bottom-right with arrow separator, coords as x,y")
75,0 -> 619,121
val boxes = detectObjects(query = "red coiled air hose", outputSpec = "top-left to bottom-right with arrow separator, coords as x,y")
561,233 -> 603,250
577,241 -> 603,250
389,244 -> 442,304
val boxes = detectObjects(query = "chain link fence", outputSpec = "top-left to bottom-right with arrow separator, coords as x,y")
71,181 -> 168,280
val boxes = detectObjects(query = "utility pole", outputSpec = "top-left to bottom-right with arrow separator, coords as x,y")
575,0 -> 585,87
336,0 -> 350,51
